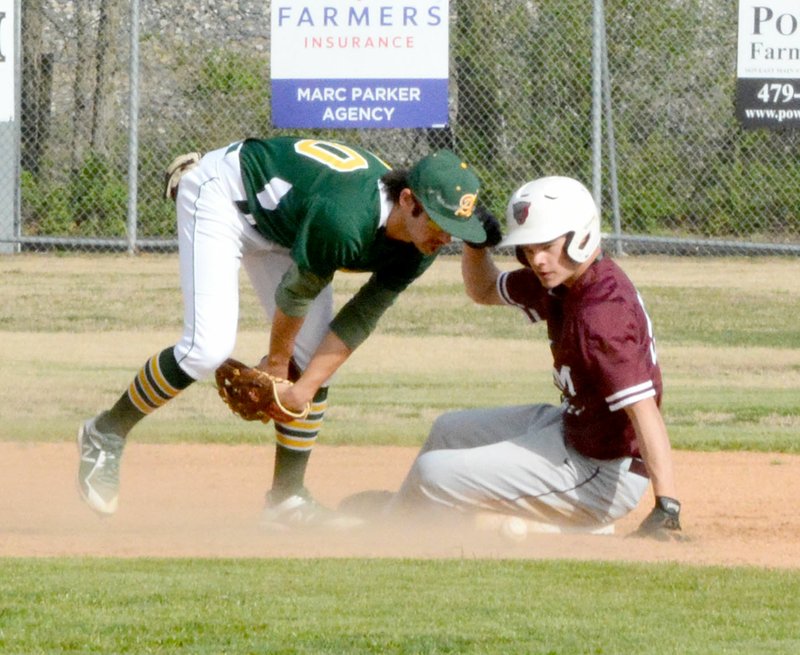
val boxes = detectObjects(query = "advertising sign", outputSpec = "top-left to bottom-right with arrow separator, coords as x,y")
737,0 -> 800,129
271,1 -> 449,129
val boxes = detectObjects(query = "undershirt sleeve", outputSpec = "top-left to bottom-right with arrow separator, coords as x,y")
274,263 -> 333,317
329,275 -> 401,350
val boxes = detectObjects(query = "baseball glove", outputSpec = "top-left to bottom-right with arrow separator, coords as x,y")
215,358 -> 310,424
163,151 -> 202,201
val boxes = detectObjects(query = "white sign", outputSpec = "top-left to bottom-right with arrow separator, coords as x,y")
737,0 -> 800,128
738,0 -> 800,78
271,0 -> 449,129
0,0 -> 14,121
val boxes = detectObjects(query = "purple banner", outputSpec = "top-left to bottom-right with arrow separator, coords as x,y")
271,79 -> 449,129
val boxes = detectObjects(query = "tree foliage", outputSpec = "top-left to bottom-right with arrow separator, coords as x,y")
18,0 -> 800,241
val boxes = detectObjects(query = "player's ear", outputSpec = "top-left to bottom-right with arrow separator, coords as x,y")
399,188 -> 415,206
401,189 -> 425,218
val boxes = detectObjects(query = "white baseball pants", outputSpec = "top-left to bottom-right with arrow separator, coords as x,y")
172,144 -> 333,380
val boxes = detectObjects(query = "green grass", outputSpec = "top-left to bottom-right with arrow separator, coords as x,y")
3,254 -> 800,653
3,558 -> 800,654
3,253 -> 800,347
2,253 -> 800,451
643,285 -> 800,348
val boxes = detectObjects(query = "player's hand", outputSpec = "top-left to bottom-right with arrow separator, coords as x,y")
464,206 -> 503,249
631,496 -> 685,541
273,381 -> 313,422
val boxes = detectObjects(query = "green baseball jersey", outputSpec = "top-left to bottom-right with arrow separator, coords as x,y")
235,137 -> 437,350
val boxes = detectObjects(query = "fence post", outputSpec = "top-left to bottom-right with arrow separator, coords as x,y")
126,0 -> 140,254
600,2 -> 623,256
0,0 -> 19,254
591,0 -> 603,211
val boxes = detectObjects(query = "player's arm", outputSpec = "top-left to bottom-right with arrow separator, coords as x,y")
461,246 -> 504,305
329,274 -> 402,349
269,274 -> 402,410
625,396 -> 677,498
625,396 -> 684,538
276,330 -> 352,411
259,263 -> 332,379
262,304 -> 353,414
260,308 -> 305,379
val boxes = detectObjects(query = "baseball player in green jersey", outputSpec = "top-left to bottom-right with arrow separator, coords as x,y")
77,136 -> 491,529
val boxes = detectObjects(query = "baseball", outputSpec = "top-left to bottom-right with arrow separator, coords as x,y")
499,516 -> 528,543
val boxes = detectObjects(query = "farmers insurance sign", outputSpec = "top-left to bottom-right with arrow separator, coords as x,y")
737,1 -> 800,129
270,1 -> 449,129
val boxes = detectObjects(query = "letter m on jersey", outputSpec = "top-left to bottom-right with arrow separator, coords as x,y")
552,365 -> 576,397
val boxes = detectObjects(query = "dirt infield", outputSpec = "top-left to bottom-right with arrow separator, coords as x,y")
2,443 -> 798,568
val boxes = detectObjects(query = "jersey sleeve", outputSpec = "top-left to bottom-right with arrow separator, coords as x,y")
496,268 -> 548,323
580,300 -> 658,412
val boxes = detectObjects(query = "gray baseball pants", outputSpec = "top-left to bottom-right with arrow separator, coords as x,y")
391,403 -> 649,529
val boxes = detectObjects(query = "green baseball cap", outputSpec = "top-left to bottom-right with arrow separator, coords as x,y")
407,150 -> 484,242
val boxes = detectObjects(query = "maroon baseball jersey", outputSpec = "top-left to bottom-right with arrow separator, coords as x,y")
497,256 -> 662,459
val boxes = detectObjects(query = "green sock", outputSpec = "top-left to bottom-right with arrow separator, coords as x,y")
96,347 -> 194,437
271,446 -> 312,499
270,384 -> 329,499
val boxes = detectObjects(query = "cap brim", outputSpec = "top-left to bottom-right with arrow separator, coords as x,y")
429,211 -> 486,242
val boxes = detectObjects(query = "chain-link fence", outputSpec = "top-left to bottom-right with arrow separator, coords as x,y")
7,0 -> 800,254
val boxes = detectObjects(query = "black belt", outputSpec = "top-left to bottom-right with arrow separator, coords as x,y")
628,458 -> 649,479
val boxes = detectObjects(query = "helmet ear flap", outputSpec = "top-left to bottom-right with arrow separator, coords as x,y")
564,219 -> 601,263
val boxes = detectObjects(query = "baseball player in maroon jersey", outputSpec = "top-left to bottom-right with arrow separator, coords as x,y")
390,176 -> 683,538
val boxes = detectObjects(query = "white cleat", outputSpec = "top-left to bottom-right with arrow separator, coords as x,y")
77,417 -> 125,515
261,489 -> 364,532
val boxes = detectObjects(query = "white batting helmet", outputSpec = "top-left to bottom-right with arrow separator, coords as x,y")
499,176 -> 601,263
